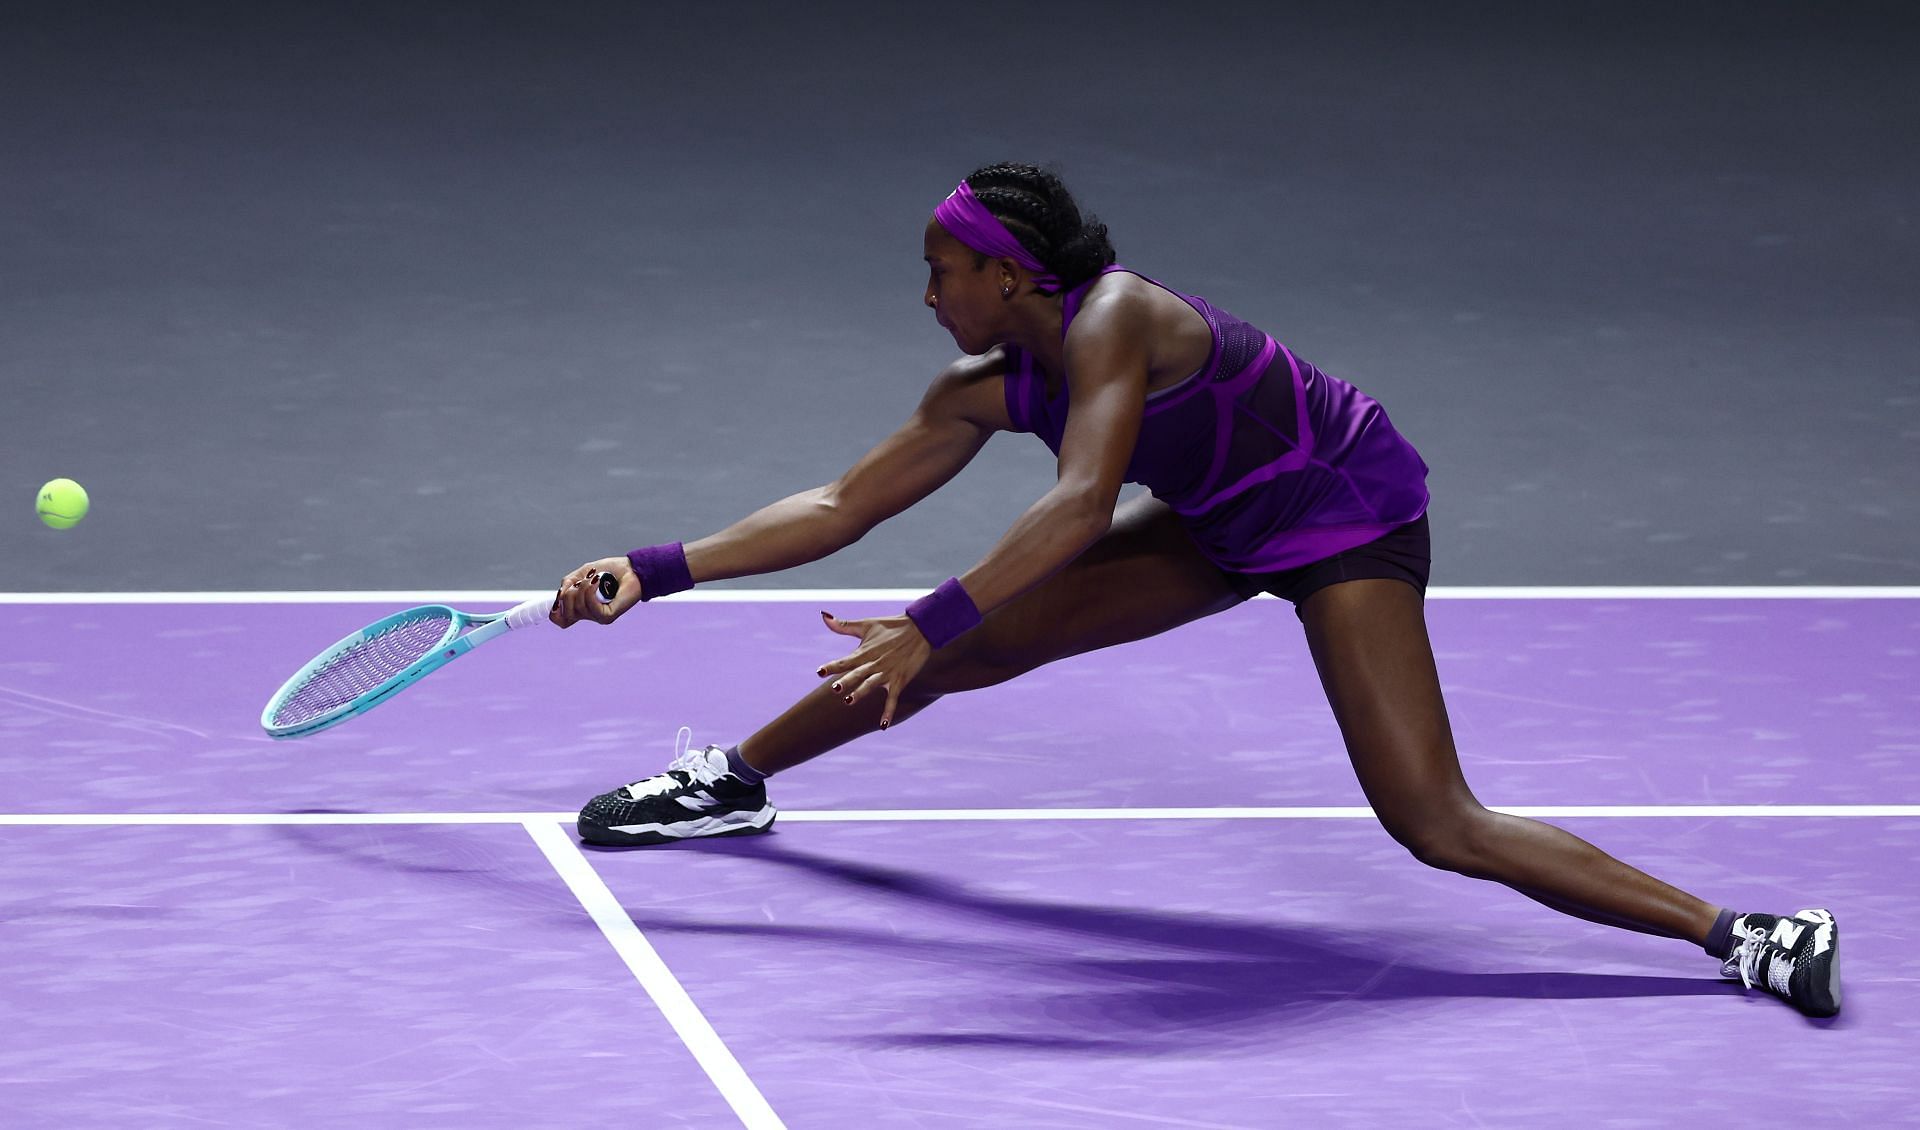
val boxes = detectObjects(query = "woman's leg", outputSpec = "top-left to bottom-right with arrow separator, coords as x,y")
738,494 -> 1247,775
1299,578 -> 1722,945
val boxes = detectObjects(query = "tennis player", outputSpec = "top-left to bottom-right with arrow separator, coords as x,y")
550,162 -> 1839,1017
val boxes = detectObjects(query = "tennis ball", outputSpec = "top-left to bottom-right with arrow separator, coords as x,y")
37,478 -> 89,529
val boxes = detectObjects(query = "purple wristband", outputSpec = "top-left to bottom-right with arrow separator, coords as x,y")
905,577 -> 981,649
626,542 -> 694,601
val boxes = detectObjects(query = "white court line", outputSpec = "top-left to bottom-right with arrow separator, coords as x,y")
0,811 -> 570,825
3,804 -> 1919,826
1,586 -> 1918,604
524,820 -> 784,1130
773,804 -> 1920,821
1426,586 -> 1920,600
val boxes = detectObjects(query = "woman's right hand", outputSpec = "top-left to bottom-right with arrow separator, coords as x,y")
549,556 -> 642,628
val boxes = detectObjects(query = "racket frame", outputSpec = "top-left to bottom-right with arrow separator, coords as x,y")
260,574 -> 616,739
260,602 -> 525,739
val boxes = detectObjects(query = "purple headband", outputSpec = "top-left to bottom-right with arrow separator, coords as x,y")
933,181 -> 1061,293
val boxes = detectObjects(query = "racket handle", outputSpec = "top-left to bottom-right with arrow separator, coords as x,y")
506,573 -> 617,634
505,595 -> 556,631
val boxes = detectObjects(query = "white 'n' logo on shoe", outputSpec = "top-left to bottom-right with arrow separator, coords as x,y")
1799,909 -> 1836,951
1771,920 -> 1805,949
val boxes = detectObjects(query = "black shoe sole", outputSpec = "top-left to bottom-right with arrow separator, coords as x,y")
577,808 -> 777,847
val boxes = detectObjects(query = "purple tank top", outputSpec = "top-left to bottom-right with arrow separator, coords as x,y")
1002,266 -> 1430,573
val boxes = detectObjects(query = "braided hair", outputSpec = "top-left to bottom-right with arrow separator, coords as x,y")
963,162 -> 1117,293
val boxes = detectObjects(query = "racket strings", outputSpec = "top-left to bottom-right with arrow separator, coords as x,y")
271,612 -> 455,727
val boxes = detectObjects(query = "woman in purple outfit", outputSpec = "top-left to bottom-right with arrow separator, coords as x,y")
550,162 -> 1838,1017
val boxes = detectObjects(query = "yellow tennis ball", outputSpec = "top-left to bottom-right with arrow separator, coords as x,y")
37,478 -> 89,529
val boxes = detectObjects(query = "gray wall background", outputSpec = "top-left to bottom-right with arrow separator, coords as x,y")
3,0 -> 1915,592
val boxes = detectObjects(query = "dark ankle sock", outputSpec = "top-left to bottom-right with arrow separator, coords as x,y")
1704,907 -> 1740,959
724,745 -> 767,785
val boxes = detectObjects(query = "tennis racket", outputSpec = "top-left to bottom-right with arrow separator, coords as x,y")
260,572 -> 618,739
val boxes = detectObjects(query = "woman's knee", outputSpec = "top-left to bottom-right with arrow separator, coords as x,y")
914,619 -> 1052,696
1377,798 -> 1495,876
911,496 -> 1238,697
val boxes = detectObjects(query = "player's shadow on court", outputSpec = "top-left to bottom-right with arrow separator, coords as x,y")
271,812 -> 597,914
620,837 -> 1728,1051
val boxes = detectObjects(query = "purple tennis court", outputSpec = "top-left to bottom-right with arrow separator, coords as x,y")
7,6 -> 1919,1124
3,593 -> 1917,1126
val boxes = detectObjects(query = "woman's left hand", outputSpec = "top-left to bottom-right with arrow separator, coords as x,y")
816,611 -> 931,729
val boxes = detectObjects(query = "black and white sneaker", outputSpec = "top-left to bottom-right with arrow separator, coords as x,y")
578,730 -> 776,847
1721,909 -> 1841,1018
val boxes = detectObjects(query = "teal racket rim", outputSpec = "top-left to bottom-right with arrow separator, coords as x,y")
260,604 -> 464,739
259,586 -> 597,739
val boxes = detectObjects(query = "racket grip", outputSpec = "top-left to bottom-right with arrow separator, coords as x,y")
505,596 -> 555,631
596,572 -> 618,603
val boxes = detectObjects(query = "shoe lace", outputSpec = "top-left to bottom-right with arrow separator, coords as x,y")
620,726 -> 708,799
1730,925 -> 1795,996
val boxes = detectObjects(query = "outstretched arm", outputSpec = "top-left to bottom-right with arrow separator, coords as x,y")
551,353 -> 1007,626
683,360 -> 1005,584
819,291 -> 1156,722
951,332 -> 1147,612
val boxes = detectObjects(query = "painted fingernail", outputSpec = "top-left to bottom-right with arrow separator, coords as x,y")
830,682 -> 841,694
879,719 -> 889,730
843,695 -> 853,705
816,668 -> 826,677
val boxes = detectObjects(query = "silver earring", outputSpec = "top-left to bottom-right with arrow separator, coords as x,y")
1002,286 -> 1011,298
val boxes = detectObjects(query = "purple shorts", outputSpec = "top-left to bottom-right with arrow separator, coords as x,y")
1225,514 -> 1431,618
